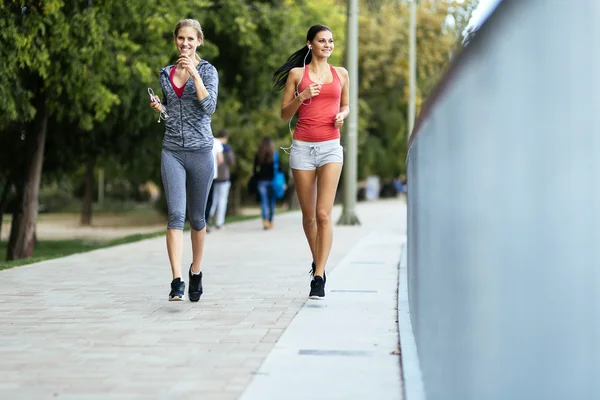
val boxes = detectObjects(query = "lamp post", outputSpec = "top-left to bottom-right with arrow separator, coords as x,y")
338,0 -> 361,226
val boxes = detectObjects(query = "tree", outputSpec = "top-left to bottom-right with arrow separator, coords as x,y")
0,0 -> 479,260
0,0 -> 194,260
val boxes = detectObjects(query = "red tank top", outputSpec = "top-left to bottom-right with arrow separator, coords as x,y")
294,65 -> 342,142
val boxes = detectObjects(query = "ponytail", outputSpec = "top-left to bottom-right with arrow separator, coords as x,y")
272,46 -> 312,91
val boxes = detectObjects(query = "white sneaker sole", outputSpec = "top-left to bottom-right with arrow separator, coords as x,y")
169,296 -> 184,301
309,295 -> 325,300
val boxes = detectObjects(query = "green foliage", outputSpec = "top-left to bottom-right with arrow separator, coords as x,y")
203,0 -> 346,181
356,0 -> 479,179
0,0 -> 478,220
38,179 -> 77,213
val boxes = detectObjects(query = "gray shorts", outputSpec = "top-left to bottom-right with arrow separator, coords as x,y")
289,139 -> 344,170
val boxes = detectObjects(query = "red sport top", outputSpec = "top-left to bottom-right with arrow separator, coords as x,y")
294,65 -> 342,142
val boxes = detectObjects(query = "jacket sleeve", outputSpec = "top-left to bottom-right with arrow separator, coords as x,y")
198,65 -> 218,115
159,70 -> 168,106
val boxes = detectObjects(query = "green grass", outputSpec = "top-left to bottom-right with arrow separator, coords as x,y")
0,214 -> 259,271
40,199 -> 156,215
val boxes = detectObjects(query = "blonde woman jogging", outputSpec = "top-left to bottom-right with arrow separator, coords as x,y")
150,19 -> 218,302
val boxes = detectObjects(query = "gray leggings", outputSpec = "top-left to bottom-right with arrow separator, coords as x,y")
161,147 -> 214,231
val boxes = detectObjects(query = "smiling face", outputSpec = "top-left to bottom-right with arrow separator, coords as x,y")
308,29 -> 334,58
174,26 -> 201,57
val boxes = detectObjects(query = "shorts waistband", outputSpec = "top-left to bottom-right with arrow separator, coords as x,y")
291,139 -> 340,149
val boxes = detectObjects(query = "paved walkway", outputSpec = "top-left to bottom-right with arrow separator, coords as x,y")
0,199 -> 406,399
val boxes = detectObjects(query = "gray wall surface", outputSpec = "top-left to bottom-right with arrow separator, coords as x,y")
406,0 -> 600,399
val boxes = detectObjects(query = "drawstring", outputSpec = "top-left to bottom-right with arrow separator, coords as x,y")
281,144 -> 322,156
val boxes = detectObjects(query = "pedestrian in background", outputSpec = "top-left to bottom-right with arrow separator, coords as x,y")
209,129 -> 235,229
253,137 -> 281,230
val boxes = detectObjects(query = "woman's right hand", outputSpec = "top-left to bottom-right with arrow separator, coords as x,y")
150,97 -> 162,112
298,83 -> 322,101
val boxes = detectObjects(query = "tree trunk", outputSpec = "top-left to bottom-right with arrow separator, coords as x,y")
0,175 -> 13,244
286,185 -> 300,210
6,101 -> 48,261
80,158 -> 95,226
228,181 -> 241,217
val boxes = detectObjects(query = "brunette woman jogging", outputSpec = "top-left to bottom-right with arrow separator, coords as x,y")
150,19 -> 218,302
273,24 -> 349,299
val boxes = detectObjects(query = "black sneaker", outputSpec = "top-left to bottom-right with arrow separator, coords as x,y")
169,278 -> 185,301
188,265 -> 203,302
310,261 -> 326,284
309,276 -> 325,300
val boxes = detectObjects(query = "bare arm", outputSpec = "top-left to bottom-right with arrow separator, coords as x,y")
334,67 -> 350,127
280,68 -> 303,121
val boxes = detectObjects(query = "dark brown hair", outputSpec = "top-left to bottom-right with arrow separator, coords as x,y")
256,137 -> 275,164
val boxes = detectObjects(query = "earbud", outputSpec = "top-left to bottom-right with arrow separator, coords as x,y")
308,45 -> 312,49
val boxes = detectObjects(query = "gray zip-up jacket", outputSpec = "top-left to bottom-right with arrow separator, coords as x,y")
160,60 -> 218,150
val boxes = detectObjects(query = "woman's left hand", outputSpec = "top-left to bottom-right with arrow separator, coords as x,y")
334,113 -> 345,128
177,55 -> 199,77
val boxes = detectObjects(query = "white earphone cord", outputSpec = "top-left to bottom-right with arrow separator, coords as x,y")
148,88 -> 168,123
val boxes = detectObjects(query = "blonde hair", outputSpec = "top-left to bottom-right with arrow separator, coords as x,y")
174,19 -> 204,44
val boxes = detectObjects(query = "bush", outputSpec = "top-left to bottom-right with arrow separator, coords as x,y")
39,181 -> 76,213
104,179 -> 135,202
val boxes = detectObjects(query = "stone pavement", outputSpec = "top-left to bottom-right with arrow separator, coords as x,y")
0,199 -> 406,399
241,207 -> 406,400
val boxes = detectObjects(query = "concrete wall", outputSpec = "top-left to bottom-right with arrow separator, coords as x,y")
406,0 -> 600,398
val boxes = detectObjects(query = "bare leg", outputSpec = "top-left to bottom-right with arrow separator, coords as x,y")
190,227 -> 207,273
166,228 -> 184,279
314,162 -> 343,277
291,168 -> 318,262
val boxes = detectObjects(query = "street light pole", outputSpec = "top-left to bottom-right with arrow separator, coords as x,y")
338,0 -> 360,226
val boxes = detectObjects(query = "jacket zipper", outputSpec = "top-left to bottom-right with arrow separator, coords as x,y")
162,68 -> 186,148
180,97 -> 184,147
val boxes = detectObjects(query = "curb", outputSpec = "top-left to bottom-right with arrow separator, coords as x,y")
397,239 -> 426,400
